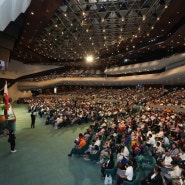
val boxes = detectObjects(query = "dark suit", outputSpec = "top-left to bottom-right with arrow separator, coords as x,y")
8,132 -> 16,151
31,112 -> 36,128
141,171 -> 164,185
101,159 -> 114,177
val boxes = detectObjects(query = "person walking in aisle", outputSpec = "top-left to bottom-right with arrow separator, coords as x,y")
31,111 -> 36,128
8,130 -> 16,153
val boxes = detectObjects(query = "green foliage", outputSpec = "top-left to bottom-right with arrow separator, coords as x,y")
0,104 -> 6,110
0,95 -> 4,101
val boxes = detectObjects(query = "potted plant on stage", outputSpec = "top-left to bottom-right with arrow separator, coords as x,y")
0,103 -> 6,120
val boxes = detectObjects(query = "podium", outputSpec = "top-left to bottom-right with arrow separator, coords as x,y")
0,105 -> 16,135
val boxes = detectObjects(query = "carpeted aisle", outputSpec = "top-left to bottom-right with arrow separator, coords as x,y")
0,103 -> 104,185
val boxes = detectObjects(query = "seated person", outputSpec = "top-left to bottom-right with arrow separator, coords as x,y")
140,166 -> 164,185
155,127 -> 164,139
68,137 -> 86,157
94,135 -> 102,147
153,141 -> 165,158
116,160 -> 134,185
101,154 -> 114,178
177,146 -> 185,170
158,149 -> 173,175
169,160 -> 182,178
172,170 -> 185,185
170,143 -> 180,158
54,115 -> 63,129
162,133 -> 170,148
117,144 -> 129,162
84,139 -> 95,154
98,138 -> 115,164
146,133 -> 156,148
84,130 -> 91,141
164,160 -> 182,185
74,133 -> 85,145
84,145 -> 99,160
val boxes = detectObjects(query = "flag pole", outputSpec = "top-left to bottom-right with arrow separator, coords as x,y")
4,81 -> 9,117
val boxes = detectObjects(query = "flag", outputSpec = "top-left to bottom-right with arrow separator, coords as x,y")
4,81 -> 9,110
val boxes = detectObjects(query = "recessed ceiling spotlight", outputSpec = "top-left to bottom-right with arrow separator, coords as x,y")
86,55 -> 94,63
142,15 -> 146,21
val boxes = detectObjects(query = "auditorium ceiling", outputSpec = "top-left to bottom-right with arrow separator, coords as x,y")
7,0 -> 185,68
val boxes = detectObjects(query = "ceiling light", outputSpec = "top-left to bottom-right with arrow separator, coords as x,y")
142,15 -> 146,21
86,55 -> 94,63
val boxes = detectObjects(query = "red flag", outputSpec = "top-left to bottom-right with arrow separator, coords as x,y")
4,81 -> 9,110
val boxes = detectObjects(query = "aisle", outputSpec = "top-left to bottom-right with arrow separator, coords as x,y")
0,104 -> 103,185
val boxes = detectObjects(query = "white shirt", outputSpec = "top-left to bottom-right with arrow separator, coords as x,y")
147,137 -> 156,146
156,146 -> 165,153
170,165 -> 182,178
122,146 -> 129,158
164,156 -> 173,168
146,131 -> 152,137
156,131 -> 164,138
151,173 -> 157,179
94,139 -> 101,147
125,166 -> 133,181
179,152 -> 185,161
163,137 -> 170,145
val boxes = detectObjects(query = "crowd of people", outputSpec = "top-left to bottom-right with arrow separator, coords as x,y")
21,87 -> 185,185
18,68 -> 104,82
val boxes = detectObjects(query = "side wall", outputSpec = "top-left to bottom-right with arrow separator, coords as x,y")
8,82 -> 32,102
0,60 -> 60,79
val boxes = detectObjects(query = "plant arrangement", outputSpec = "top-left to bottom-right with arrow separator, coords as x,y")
0,104 -> 6,110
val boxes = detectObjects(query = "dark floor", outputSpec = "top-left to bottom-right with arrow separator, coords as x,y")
0,104 -> 104,185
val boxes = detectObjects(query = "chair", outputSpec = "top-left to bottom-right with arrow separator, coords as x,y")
75,144 -> 89,156
89,150 -> 100,161
105,161 -> 118,177
141,156 -> 156,171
